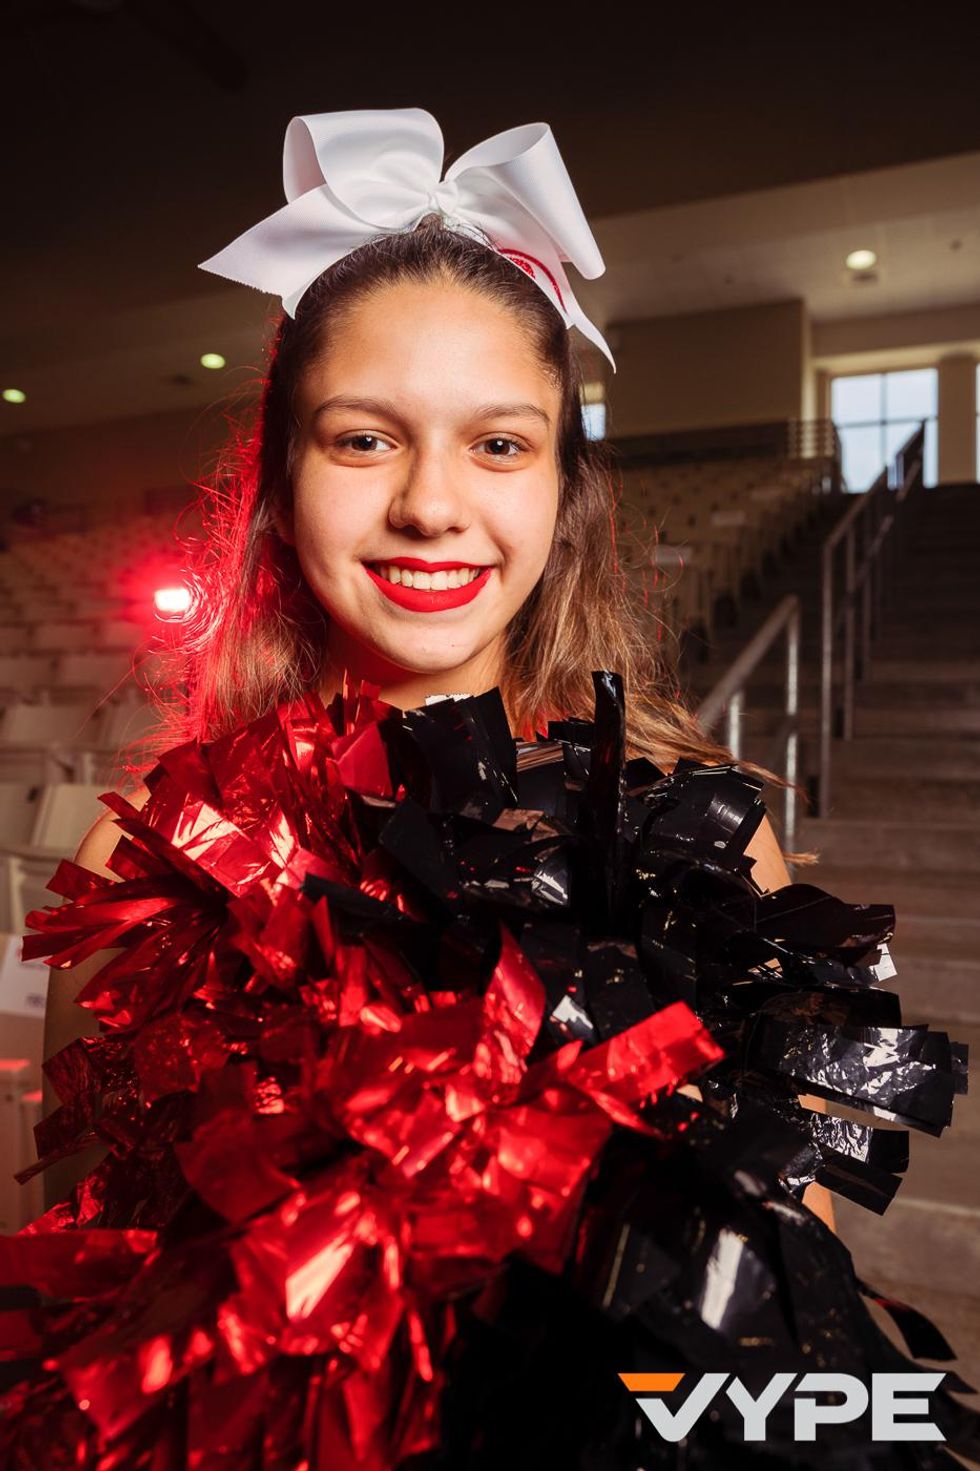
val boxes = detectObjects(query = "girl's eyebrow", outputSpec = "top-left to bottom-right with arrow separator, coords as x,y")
312,395 -> 551,428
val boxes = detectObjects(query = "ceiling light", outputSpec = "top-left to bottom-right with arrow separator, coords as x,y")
2,388 -> 26,404
845,249 -> 877,271
200,352 -> 226,370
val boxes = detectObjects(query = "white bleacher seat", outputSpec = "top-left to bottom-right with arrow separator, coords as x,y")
0,702 -> 98,745
72,699 -> 161,783
0,655 -> 58,699
1,780 -> 109,934
2,854 -> 68,936
0,697 -> 159,785
97,619 -> 145,650
0,785 -> 43,849
0,786 -> 51,982
69,597 -> 128,618
0,627 -> 30,656
29,783 -> 107,855
48,651 -> 133,696
30,621 -> 97,654
94,699 -> 159,747
16,599 -> 76,622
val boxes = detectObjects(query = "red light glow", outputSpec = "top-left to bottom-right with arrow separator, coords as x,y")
154,585 -> 192,616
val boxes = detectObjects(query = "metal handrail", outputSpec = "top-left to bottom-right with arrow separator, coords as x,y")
817,423 -> 924,817
696,593 -> 802,860
610,415 -> 843,477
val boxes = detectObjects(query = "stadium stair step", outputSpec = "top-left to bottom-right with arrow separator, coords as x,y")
683,482 -> 980,1422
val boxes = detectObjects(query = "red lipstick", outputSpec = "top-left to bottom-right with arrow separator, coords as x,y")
363,561 -> 493,612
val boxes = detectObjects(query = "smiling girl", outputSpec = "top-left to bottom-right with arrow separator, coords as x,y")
18,106 -> 980,1471
42,118 -> 835,1221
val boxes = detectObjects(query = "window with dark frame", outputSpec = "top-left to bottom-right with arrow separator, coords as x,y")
831,368 -> 938,492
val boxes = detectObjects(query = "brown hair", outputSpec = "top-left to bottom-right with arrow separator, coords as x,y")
139,213 -> 814,862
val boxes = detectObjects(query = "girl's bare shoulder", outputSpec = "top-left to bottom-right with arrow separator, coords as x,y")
74,780 -> 152,878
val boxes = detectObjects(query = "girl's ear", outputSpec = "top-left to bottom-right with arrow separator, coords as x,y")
272,500 -> 296,547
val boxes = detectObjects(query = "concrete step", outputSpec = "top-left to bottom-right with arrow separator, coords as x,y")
821,777 -> 980,823
803,864 -> 979,921
913,536 -> 980,548
688,733 -> 977,800
798,816 -> 980,872
852,682 -> 980,709
829,737 -> 978,781
874,635 -> 980,661
737,705 -> 980,738
690,678 -> 980,711
851,709 -> 980,737
905,554 -> 980,568
834,1196 -> 980,1303
888,951 -> 980,1027
685,659 -> 980,710
727,714 -> 979,752
864,659 -> 980,684
871,614 -> 977,638
895,526 -> 980,542
883,578 -> 980,596
889,583 -> 980,601
800,817 -> 977,870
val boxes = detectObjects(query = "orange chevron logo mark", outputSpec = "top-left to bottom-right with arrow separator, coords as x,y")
618,1373 -> 685,1393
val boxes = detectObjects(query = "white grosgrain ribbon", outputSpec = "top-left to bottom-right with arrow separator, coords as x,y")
197,106 -> 615,371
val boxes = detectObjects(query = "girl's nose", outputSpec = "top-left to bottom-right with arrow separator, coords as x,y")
386,455 -> 470,537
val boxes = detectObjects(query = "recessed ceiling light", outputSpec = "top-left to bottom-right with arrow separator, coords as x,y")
2,388 -> 26,404
200,352 -> 226,370
846,249 -> 877,271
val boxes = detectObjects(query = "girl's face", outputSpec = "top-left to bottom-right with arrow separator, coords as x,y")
286,279 -> 563,707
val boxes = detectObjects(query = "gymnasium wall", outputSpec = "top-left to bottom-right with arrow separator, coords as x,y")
0,401 -> 248,518
604,298 -> 809,437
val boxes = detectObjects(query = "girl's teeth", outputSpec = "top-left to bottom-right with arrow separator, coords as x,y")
374,565 -> 483,587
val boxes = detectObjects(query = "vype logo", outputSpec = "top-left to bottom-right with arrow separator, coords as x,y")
618,1371 -> 947,1442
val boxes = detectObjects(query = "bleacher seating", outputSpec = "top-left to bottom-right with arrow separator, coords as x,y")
614,451 -> 834,646
0,513 -> 179,946
0,785 -> 108,936
0,512 -> 179,1212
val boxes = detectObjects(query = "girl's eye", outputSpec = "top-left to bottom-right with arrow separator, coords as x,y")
336,433 -> 391,453
480,436 -> 524,458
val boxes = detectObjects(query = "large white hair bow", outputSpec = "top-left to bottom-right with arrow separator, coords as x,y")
198,106 -> 615,371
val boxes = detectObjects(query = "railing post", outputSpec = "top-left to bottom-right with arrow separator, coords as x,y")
860,496 -> 873,681
694,594 -> 794,841
726,689 -> 743,761
842,526 -> 856,738
816,425 -> 918,820
819,540 -> 834,818
872,481 -> 884,639
785,599 -> 800,860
